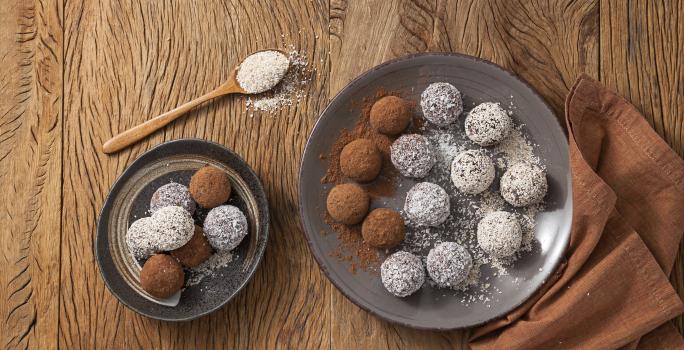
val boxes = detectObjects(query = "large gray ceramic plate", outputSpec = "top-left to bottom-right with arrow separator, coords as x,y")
299,53 -> 571,329
96,139 -> 269,321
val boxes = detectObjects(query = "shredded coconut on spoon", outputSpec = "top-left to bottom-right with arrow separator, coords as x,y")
237,50 -> 290,94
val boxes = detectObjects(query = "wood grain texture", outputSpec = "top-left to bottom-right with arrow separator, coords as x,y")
600,0 -> 684,334
0,0 -> 62,349
329,1 -> 598,348
60,1 -> 330,348
0,0 -> 681,348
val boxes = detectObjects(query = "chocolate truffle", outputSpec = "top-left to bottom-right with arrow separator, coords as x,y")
150,182 -> 196,214
204,205 -> 248,251
465,102 -> 514,146
381,251 -> 425,297
140,254 -> 185,299
450,150 -> 496,195
339,139 -> 382,182
420,82 -> 463,126
126,217 -> 158,259
171,225 -> 213,267
390,134 -> 436,178
326,183 -> 369,225
500,163 -> 548,207
152,206 -> 195,251
427,242 -> 472,288
189,165 -> 232,208
404,182 -> 450,227
370,96 -> 412,135
477,211 -> 522,259
361,208 -> 405,248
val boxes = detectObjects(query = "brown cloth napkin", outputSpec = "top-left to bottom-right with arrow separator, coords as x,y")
469,75 -> 684,350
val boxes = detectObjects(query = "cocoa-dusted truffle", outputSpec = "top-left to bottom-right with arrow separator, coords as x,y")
140,254 -> 184,299
171,225 -> 213,267
361,208 -> 405,248
370,96 -> 412,135
150,182 -> 196,214
189,165 -> 232,208
326,183 -> 369,225
339,139 -> 382,182
204,205 -> 248,251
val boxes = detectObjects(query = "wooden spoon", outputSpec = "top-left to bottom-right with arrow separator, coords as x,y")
102,50 -> 289,154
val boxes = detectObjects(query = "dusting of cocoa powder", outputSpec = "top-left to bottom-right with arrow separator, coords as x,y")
321,90 -> 415,272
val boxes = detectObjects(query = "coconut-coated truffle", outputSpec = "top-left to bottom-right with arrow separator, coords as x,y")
152,206 -> 195,251
204,205 -> 249,251
427,242 -> 472,288
189,165 -> 232,208
126,217 -> 158,259
370,96 -> 412,135
326,183 -> 369,225
140,254 -> 185,299
339,139 -> 382,182
361,208 -> 405,248
500,163 -> 548,207
381,251 -> 425,297
150,182 -> 196,214
170,225 -> 213,268
477,211 -> 522,259
465,102 -> 514,146
450,150 -> 496,195
404,182 -> 450,227
390,134 -> 436,178
420,82 -> 463,126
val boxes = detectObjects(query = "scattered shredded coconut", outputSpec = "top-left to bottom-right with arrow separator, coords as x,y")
245,47 -> 312,115
393,102 -> 546,305
186,250 -> 234,286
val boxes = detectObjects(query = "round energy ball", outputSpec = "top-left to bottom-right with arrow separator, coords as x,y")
404,182 -> 450,227
420,82 -> 463,126
339,139 -> 382,182
500,163 -> 548,207
381,251 -> 425,297
140,254 -> 185,299
390,134 -> 436,178
150,182 -> 196,214
427,242 -> 473,288
326,183 -> 370,225
151,206 -> 195,251
170,225 -> 213,268
189,165 -> 232,209
204,205 -> 248,251
126,217 -> 158,259
450,150 -> 496,195
370,95 -> 412,135
465,102 -> 514,146
361,208 -> 405,248
477,211 -> 523,259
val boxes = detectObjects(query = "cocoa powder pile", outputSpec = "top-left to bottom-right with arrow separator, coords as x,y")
321,91 -> 414,272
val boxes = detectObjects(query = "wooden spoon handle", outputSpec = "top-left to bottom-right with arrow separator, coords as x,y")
102,85 -> 232,154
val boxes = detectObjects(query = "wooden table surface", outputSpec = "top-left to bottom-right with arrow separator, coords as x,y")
1,0 -> 682,349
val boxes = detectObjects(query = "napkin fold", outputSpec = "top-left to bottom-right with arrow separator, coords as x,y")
469,75 -> 684,350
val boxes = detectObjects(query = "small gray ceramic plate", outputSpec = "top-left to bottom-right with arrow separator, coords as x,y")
299,53 -> 572,330
96,139 -> 269,321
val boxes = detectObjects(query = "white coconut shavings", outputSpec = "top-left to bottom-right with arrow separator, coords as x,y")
395,104 -> 545,307
244,46 -> 313,115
